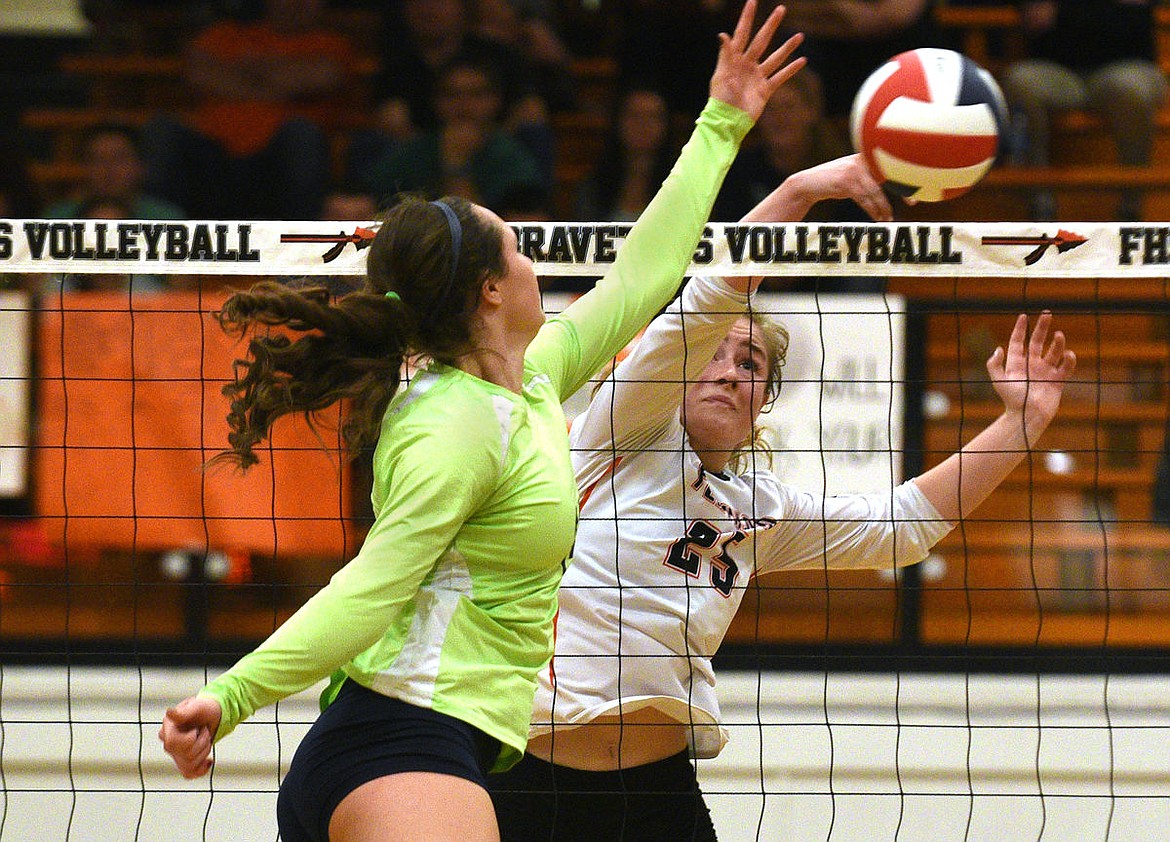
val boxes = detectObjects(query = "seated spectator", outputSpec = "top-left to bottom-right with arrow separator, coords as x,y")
779,0 -> 950,118
352,0 -> 560,178
573,85 -> 676,222
46,195 -> 167,295
1001,0 -> 1168,221
472,0 -> 577,116
141,0 -> 358,219
46,122 -> 184,219
321,181 -> 380,222
713,67 -> 858,222
362,54 -> 548,213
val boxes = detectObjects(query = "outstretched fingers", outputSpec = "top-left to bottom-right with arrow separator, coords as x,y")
760,33 -> 806,91
745,3 -> 788,61
728,0 -> 760,52
1009,312 -> 1029,355
710,1 -> 807,120
1000,312 -> 1077,384
1046,330 -> 1077,378
1028,312 -> 1076,379
996,313 -> 1028,376
1028,310 -> 1053,361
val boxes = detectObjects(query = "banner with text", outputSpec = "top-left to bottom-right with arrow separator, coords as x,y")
4,219 -> 1170,278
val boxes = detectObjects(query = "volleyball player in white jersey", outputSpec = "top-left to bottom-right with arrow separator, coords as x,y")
488,159 -> 1078,840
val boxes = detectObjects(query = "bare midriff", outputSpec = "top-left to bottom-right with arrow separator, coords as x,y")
525,707 -> 690,771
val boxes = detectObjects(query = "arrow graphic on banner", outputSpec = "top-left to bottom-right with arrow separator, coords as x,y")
280,227 -> 378,263
980,229 -> 1089,266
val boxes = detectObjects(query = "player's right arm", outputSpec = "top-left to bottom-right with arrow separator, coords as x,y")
525,1 -> 803,399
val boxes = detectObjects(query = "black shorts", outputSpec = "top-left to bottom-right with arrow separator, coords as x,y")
488,749 -> 718,842
276,680 -> 500,842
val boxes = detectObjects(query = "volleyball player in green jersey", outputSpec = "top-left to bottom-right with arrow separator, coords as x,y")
159,4 -> 806,840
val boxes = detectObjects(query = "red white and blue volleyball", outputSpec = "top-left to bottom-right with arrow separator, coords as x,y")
850,48 -> 1008,202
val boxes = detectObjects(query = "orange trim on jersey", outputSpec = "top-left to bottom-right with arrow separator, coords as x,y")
578,456 -> 624,509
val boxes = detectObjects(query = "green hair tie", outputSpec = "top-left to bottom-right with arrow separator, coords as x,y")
384,290 -> 401,303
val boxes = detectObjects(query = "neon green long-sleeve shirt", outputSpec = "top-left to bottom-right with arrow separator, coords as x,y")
198,97 -> 753,772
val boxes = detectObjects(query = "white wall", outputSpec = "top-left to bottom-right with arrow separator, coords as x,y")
0,1 -> 90,36
2,667 -> 1169,841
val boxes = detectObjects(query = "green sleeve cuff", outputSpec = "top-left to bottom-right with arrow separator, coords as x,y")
195,686 -> 236,743
700,96 -> 755,146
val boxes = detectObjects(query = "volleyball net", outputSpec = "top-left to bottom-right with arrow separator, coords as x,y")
1,218 -> 1169,841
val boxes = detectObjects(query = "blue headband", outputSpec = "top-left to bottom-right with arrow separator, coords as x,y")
430,199 -> 462,299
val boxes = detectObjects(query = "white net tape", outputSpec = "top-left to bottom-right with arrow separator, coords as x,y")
2,219 -> 1168,277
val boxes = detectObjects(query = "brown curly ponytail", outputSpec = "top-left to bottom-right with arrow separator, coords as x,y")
212,194 -> 506,469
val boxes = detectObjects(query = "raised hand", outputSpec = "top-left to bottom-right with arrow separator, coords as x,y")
987,311 -> 1077,444
159,695 -> 222,779
709,1 -> 806,122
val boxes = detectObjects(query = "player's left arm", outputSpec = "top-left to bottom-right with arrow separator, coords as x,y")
912,311 -> 1076,523
755,477 -> 952,574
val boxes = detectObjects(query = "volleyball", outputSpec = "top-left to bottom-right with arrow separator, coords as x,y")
850,47 -> 1008,202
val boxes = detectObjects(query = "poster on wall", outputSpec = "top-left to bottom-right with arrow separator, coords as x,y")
0,290 -> 31,499
545,290 -> 906,496
753,292 -> 906,495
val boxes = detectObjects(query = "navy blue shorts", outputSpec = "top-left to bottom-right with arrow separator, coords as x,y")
276,680 -> 500,842
488,749 -> 718,842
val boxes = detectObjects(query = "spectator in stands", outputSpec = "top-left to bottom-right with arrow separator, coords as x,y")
574,85 -> 676,222
47,195 -> 167,294
713,66 -> 857,221
471,0 -> 577,117
778,0 -> 950,118
322,181 -> 380,222
348,0 -> 563,184
1001,0 -> 1168,221
46,122 -> 184,220
141,0 -> 358,219
362,54 -> 548,214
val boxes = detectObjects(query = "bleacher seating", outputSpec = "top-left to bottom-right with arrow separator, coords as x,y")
926,2 -> 1170,222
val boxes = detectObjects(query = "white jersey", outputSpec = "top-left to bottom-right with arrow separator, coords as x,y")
530,274 -> 954,759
